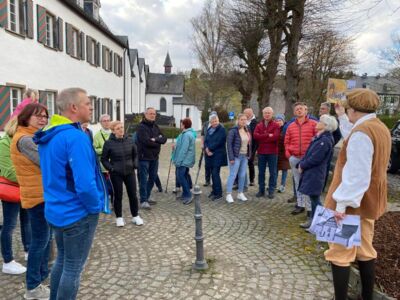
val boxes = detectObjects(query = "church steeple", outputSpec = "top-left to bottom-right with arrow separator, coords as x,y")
164,52 -> 172,74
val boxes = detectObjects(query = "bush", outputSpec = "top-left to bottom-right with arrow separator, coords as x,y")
378,114 -> 400,129
222,122 -> 235,131
125,124 -> 181,139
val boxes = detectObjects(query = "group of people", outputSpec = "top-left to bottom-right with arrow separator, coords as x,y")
0,86 -> 391,300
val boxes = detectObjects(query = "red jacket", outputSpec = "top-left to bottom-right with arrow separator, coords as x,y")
253,120 -> 280,155
284,117 -> 317,159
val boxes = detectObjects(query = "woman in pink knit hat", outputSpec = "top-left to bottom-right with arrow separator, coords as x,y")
11,89 -> 39,118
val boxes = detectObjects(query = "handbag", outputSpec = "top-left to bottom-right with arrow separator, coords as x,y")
0,176 -> 20,202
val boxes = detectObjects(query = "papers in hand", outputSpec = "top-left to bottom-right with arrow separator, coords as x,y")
308,205 -> 361,248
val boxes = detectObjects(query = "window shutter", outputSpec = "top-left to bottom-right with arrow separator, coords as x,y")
79,31 -> 85,60
113,53 -> 118,75
86,36 -> 91,63
65,23 -> 73,55
102,45 -> 106,69
26,0 -> 33,38
18,0 -> 24,35
109,50 -> 113,72
108,99 -> 113,120
0,0 -> 8,29
36,5 -> 46,44
0,85 -> 11,130
39,91 -> 47,107
119,57 -> 123,76
56,17 -> 63,51
96,42 -> 100,66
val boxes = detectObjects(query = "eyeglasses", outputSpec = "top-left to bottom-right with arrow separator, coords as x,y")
34,114 -> 48,120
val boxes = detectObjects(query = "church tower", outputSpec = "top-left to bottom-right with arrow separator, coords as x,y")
164,52 -> 172,74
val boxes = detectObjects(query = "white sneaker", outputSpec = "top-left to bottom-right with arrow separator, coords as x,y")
2,260 -> 26,275
24,284 -> 50,300
277,185 -> 286,193
237,193 -> 248,201
116,217 -> 125,227
24,252 -> 28,261
132,216 -> 144,226
226,194 -> 234,203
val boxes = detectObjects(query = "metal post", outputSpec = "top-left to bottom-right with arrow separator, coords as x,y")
193,185 -> 208,270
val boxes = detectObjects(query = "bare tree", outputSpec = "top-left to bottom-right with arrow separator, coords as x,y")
191,0 -> 228,110
298,28 -> 355,111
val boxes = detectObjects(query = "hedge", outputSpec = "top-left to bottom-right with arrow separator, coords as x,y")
378,115 -> 400,129
125,124 -> 181,139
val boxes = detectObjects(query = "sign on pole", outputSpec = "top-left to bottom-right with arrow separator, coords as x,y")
228,111 -> 235,120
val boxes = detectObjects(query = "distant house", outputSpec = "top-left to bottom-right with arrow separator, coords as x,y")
145,53 -> 202,130
351,75 -> 400,115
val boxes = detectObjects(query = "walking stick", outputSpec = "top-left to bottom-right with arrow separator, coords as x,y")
165,138 -> 174,193
194,149 -> 204,186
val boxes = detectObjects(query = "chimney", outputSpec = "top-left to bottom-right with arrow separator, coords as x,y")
164,52 -> 172,74
84,0 -> 101,20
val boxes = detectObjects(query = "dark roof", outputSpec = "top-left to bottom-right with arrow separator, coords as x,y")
145,64 -> 150,77
147,73 -> 184,95
61,0 -> 127,48
352,76 -> 400,95
173,94 -> 204,110
164,52 -> 172,67
115,35 -> 129,46
129,49 -> 138,76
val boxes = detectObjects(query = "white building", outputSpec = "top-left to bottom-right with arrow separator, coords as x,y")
0,0 -> 202,132
145,53 -> 202,130
0,0 -> 134,130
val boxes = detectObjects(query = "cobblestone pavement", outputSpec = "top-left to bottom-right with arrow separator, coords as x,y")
0,143 -> 334,299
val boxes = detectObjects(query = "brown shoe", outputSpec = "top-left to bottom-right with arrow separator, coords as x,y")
287,196 -> 297,203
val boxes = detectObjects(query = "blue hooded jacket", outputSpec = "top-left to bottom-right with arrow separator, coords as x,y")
34,115 -> 107,227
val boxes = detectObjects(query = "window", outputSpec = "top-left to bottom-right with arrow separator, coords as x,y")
160,98 -> 166,112
10,87 -> 22,112
46,92 -> 56,116
8,0 -> 19,33
108,99 -> 113,120
104,48 -> 109,70
94,97 -> 101,123
76,0 -> 84,8
90,39 -> 95,64
45,13 -> 54,48
186,108 -> 190,118
116,100 -> 121,121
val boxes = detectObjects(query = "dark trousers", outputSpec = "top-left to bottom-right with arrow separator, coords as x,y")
103,173 -> 114,208
1,201 -> 31,263
211,166 -> 222,197
248,155 -> 255,184
110,172 -> 139,218
155,174 -> 162,191
26,203 -> 51,290
258,154 -> 278,195
138,159 -> 159,202
205,165 -> 212,184
309,195 -> 322,218
176,166 -> 192,199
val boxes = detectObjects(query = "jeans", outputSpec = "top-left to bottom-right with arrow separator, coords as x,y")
227,155 -> 248,193
103,173 -> 114,209
258,154 -> 278,195
138,159 -> 159,203
211,166 -> 222,197
289,156 -> 311,210
155,174 -> 162,191
50,213 -> 99,300
176,166 -> 192,199
110,172 -> 139,218
26,203 -> 51,290
1,201 -> 31,263
279,170 -> 288,186
310,195 -> 322,218
175,167 -> 180,188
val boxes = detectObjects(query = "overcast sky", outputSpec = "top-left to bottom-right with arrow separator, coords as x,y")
100,0 -> 400,75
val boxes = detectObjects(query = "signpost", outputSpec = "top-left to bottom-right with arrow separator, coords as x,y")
228,111 -> 235,120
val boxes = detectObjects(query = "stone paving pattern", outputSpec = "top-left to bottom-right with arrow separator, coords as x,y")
0,143 -> 334,299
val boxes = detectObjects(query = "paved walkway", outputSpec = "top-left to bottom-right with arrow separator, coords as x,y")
0,143 -> 334,299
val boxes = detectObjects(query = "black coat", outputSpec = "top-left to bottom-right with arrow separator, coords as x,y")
298,131 -> 334,196
101,134 -> 138,176
248,117 -> 258,153
136,119 -> 167,161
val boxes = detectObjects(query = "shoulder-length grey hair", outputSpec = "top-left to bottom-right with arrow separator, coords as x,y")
319,114 -> 338,132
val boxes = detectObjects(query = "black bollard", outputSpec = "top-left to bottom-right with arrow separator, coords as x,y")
193,185 -> 208,270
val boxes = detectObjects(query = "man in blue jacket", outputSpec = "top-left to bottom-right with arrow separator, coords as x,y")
34,88 -> 106,300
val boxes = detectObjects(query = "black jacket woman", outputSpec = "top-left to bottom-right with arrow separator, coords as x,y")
101,121 -> 143,227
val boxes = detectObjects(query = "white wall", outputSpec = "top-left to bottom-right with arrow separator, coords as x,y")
139,74 -> 146,112
146,93 -> 177,116
173,104 -> 202,131
0,0 -> 127,121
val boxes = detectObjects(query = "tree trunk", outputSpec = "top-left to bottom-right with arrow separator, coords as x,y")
284,0 -> 306,119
